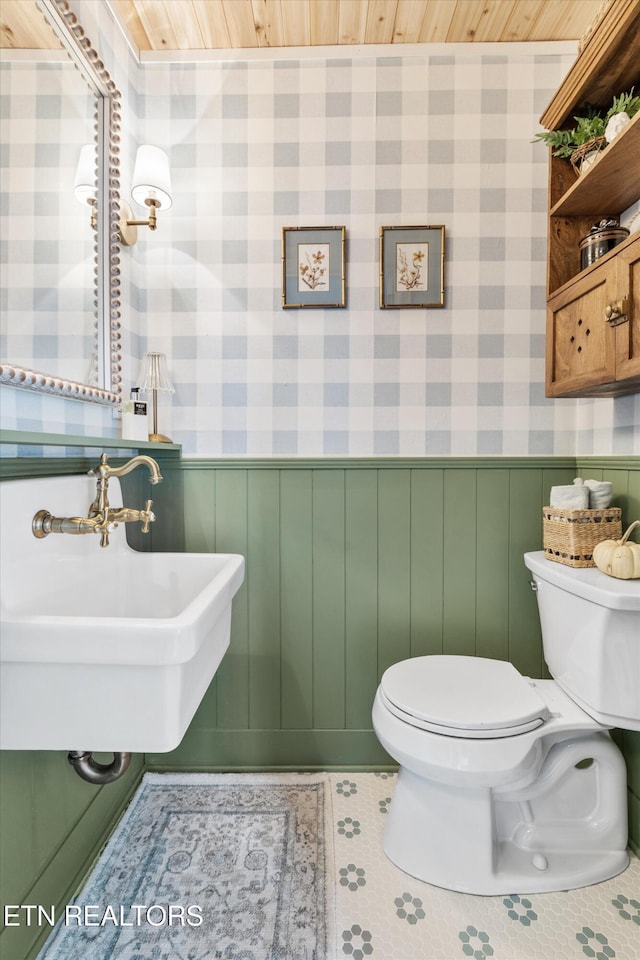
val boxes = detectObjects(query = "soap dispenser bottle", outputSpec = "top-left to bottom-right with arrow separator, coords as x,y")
120,387 -> 149,442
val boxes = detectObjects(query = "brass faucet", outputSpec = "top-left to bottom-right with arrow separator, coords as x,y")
32,453 -> 163,548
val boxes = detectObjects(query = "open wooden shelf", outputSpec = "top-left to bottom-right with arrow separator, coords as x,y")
550,112 -> 640,218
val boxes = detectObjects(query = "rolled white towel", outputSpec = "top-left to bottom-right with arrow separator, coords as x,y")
584,479 -> 613,509
550,483 -> 589,509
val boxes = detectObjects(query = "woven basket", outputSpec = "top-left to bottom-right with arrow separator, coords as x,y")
542,506 -> 622,568
570,136 -> 606,176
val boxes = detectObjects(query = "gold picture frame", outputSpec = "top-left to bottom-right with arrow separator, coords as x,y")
379,225 -> 445,308
282,226 -> 346,308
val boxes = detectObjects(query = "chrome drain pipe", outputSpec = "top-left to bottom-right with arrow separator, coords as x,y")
68,751 -> 131,785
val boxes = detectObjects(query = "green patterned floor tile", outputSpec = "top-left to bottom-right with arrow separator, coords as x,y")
331,773 -> 640,960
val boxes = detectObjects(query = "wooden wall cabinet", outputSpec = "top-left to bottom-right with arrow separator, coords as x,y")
540,0 -> 640,398
546,234 -> 640,397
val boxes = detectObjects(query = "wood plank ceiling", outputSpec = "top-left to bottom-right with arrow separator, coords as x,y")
1,0 -> 607,51
113,0 -> 605,50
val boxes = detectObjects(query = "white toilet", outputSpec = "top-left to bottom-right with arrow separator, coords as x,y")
372,550 -> 640,895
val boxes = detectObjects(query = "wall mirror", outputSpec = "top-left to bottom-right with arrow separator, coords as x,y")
0,0 -> 122,404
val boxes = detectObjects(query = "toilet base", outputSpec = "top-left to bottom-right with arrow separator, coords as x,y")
384,733 -> 629,895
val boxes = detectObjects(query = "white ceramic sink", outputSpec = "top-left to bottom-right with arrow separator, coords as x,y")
0,473 -> 244,752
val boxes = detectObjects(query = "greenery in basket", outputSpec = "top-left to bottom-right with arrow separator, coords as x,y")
608,88 -> 640,118
533,87 -> 640,158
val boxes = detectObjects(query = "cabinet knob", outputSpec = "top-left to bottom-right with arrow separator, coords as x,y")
604,298 -> 629,326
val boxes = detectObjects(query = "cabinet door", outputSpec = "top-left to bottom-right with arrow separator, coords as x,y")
545,257 -> 618,397
614,236 -> 640,386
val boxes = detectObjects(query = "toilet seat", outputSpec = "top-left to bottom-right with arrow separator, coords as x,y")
380,655 -> 550,739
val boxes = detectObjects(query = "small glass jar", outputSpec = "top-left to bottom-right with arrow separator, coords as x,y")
579,220 -> 629,270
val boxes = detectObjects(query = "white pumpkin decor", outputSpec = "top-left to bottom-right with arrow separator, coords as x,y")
604,111 -> 631,143
593,521 -> 640,580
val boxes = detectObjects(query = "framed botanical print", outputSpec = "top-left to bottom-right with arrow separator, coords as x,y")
379,225 -> 445,308
281,226 -> 346,308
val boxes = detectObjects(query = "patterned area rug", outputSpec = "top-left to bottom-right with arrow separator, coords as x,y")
38,773 -> 333,960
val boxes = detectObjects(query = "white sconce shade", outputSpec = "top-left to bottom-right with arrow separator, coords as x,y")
74,144 -> 97,203
119,146 -> 172,245
140,351 -> 175,394
131,145 -> 172,210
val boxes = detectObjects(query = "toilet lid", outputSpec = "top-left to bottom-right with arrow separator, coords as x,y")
380,656 -> 550,738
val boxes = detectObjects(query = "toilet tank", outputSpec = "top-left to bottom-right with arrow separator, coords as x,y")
524,551 -> 640,732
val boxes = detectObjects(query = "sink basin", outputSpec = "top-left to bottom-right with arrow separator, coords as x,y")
0,473 -> 244,752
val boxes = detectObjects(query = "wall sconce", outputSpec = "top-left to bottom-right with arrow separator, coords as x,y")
139,351 -> 175,443
74,144 -> 97,229
120,145 -> 172,246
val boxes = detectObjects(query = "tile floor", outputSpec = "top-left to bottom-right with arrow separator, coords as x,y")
41,771 -> 640,960
333,773 -> 639,960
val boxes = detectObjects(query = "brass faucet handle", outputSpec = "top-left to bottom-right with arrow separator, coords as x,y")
140,499 -> 155,534
88,453 -> 110,478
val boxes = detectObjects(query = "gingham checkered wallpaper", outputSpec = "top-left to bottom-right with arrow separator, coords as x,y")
1,0 -> 638,455
135,51 -> 637,456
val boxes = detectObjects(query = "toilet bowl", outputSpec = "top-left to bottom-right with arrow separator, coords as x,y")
372,550 -> 640,895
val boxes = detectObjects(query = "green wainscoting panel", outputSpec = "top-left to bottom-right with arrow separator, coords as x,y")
248,470 -> 281,730
213,469 -> 250,731
280,470 -> 314,730
345,470 -> 379,729
182,469 -> 215,552
476,470 -> 510,663
0,751 -> 32,909
410,469 -> 444,658
312,469 -> 347,729
0,751 -> 143,960
630,468 -> 640,525
377,470 -> 412,676
443,470 -> 477,656
509,469 -> 546,678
